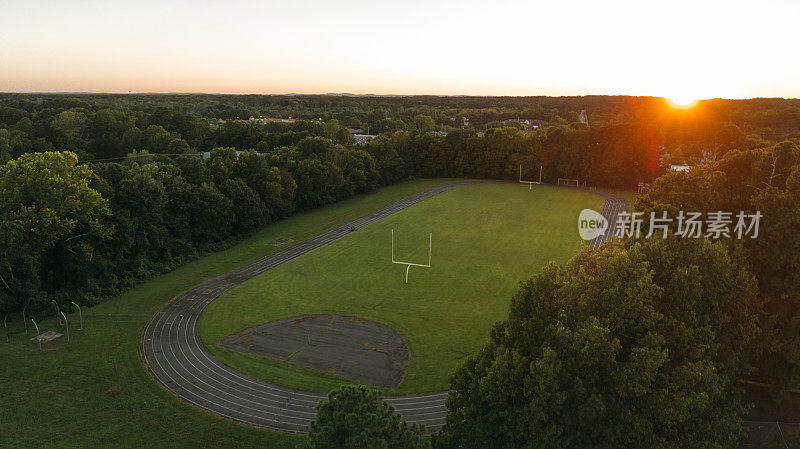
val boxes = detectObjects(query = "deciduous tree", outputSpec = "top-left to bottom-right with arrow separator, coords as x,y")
305,385 -> 429,449
435,238 -> 760,449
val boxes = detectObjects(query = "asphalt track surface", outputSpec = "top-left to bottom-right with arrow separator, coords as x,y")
583,188 -> 628,247
140,181 -> 628,434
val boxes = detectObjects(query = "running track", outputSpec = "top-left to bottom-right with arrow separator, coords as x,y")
140,182 -> 628,433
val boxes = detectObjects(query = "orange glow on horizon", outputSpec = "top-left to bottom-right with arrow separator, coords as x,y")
668,96 -> 699,108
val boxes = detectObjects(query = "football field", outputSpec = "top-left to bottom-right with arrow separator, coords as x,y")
200,183 -> 604,394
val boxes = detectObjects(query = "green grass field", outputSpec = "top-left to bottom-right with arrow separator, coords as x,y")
0,178 -> 460,448
200,183 -> 604,394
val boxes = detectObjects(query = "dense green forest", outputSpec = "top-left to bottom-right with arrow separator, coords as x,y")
2,93 -> 799,163
635,142 -> 800,388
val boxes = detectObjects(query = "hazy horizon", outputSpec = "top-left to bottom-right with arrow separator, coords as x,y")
3,0 -> 799,101
2,91 -> 799,101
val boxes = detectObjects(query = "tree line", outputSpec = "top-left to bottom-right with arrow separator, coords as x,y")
0,136 -> 384,319
3,94 -> 800,162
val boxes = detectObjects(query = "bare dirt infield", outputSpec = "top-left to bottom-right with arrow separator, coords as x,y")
218,314 -> 409,389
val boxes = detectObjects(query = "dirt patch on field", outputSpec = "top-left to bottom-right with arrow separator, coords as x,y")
103,385 -> 123,395
268,238 -> 294,246
219,314 -> 409,389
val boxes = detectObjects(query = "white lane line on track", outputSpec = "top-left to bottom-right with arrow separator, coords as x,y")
182,310 -> 325,407
595,198 -> 626,247
149,308 -> 311,429
162,312 -> 314,427
597,201 -> 617,246
176,312 -> 320,417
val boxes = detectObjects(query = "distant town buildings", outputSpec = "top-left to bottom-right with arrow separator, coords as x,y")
248,116 -> 295,124
214,117 -> 296,125
354,134 -> 377,145
501,119 -> 545,128
503,119 -> 534,126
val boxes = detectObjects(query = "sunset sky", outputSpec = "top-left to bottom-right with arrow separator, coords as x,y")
2,0 -> 799,99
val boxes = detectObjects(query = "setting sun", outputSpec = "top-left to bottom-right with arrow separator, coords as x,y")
668,95 -> 698,108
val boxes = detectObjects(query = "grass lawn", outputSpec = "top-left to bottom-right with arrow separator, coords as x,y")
200,183 -> 604,394
0,178 -> 457,448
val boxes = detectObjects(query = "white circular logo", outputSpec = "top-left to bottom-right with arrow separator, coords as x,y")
578,209 -> 608,241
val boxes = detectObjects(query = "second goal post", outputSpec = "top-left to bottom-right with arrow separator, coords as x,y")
519,165 -> 542,189
557,178 -> 582,187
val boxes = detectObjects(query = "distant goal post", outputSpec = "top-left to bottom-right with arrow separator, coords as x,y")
557,178 -> 584,187
519,165 -> 542,189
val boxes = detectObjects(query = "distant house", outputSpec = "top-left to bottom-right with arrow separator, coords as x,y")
503,119 -> 534,125
347,128 -> 364,134
242,116 -> 295,124
354,134 -> 377,146
449,117 -> 470,127
202,150 -> 246,159
430,131 -> 448,137
669,164 -> 692,172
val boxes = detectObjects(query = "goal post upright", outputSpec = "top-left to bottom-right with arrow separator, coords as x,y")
428,232 -> 432,266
